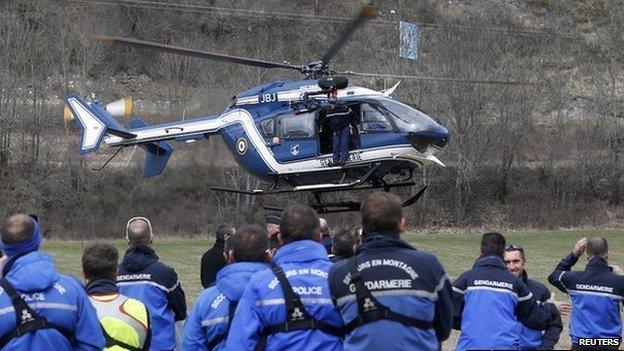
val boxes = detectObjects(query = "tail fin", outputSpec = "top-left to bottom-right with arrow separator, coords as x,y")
62,93 -> 136,154
128,117 -> 174,178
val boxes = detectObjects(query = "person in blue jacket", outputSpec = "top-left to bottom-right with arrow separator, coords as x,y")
325,95 -> 356,166
328,192 -> 453,351
226,205 -> 344,351
183,224 -> 269,350
504,244 -> 568,350
116,217 -> 187,351
548,237 -> 624,350
0,214 -> 104,351
319,218 -> 333,255
329,229 -> 359,263
453,232 -> 558,351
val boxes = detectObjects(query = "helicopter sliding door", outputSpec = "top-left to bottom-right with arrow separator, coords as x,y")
269,111 -> 318,162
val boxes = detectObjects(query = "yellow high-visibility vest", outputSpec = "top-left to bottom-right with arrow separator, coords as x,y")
89,293 -> 150,351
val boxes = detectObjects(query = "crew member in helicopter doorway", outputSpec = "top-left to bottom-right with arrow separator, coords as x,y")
326,91 -> 356,166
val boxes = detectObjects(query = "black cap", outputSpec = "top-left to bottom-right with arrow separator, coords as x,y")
265,214 -> 281,225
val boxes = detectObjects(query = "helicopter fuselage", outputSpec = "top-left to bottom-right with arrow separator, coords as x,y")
103,79 -> 449,184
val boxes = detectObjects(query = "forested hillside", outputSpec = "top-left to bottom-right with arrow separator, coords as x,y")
1,0 -> 623,237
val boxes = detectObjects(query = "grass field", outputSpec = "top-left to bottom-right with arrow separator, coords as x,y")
42,229 -> 624,350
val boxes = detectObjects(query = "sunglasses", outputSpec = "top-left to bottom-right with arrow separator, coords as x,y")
505,244 -> 524,253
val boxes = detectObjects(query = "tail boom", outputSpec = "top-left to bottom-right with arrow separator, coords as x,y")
63,93 -> 222,178
104,116 -> 223,147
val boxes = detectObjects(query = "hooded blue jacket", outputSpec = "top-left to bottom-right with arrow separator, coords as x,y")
183,261 -> 268,351
548,253 -> 624,344
226,240 -> 344,351
0,252 -> 105,351
453,254 -> 557,351
117,246 -> 186,351
328,233 -> 453,351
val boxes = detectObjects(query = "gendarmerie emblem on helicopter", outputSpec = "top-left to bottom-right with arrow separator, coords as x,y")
290,144 -> 300,156
236,138 -> 248,155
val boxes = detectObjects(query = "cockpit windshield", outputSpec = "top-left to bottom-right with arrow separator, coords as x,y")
376,98 -> 439,133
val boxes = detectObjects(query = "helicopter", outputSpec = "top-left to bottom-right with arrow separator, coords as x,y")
62,3 -> 521,213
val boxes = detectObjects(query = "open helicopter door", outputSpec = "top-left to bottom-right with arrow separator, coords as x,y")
269,110 -> 318,162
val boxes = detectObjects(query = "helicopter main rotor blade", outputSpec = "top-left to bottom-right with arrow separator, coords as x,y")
319,2 -> 377,69
339,70 -> 534,86
96,35 -> 303,71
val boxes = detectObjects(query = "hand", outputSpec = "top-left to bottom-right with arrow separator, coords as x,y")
268,248 -> 277,260
0,255 -> 6,276
610,265 -> 624,275
572,237 -> 588,258
550,292 -> 571,316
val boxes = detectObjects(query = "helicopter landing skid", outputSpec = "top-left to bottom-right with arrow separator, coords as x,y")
255,184 -> 427,214
211,162 -> 428,213
211,162 -> 382,196
212,180 -> 427,214
210,179 -> 376,195
310,184 -> 427,214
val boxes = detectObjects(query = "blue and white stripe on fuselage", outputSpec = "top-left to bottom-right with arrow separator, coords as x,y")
104,108 -> 442,179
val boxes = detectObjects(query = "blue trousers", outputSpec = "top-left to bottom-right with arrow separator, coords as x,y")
333,127 -> 350,164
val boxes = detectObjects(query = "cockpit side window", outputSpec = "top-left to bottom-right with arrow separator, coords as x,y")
359,103 -> 394,133
378,98 -> 438,132
278,112 -> 316,139
260,117 -> 276,138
